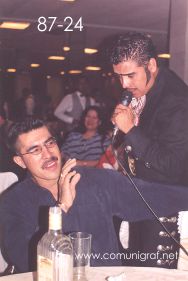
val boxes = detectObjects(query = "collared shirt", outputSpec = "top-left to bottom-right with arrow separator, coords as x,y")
54,91 -> 96,124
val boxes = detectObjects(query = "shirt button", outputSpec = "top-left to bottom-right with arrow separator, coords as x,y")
125,145 -> 132,153
145,162 -> 151,168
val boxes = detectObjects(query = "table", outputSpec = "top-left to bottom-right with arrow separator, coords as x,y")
0,267 -> 188,281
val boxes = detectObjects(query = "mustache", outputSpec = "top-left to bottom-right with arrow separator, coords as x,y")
42,156 -> 58,168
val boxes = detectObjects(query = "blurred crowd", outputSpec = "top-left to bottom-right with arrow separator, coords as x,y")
0,75 -> 122,179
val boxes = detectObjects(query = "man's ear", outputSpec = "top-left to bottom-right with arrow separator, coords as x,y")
148,58 -> 157,74
13,155 -> 27,169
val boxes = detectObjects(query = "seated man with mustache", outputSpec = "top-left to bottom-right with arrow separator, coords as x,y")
0,118 -> 188,273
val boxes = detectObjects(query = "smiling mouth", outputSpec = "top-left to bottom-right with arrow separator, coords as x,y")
42,157 -> 58,169
42,161 -> 56,170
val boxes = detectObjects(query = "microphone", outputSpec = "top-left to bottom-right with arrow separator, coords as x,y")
113,90 -> 133,137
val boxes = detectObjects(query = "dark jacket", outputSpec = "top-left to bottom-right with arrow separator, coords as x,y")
124,67 -> 188,185
122,67 -> 188,268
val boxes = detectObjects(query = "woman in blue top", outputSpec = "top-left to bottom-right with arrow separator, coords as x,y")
61,106 -> 111,167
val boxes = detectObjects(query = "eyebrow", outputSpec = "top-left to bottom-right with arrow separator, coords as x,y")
44,136 -> 54,144
115,72 -> 136,77
26,136 -> 53,152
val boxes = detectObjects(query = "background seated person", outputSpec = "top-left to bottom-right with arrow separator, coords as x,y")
61,106 -> 111,167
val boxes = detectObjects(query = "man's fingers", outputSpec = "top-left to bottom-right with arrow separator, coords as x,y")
62,158 -> 76,170
60,159 -> 77,181
63,170 -> 79,186
70,173 -> 81,188
60,171 -> 80,210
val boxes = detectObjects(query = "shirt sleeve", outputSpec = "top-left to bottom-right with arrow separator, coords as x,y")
54,94 -> 74,124
103,137 -> 111,150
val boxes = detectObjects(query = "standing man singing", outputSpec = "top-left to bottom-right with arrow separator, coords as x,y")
110,32 -> 188,268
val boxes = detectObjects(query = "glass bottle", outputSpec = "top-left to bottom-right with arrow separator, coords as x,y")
37,206 -> 73,281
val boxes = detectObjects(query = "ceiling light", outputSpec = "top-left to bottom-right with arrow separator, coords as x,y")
0,22 -> 30,30
7,68 -> 16,72
48,56 -> 65,60
30,63 -> 40,68
46,75 -> 51,79
60,71 -> 65,75
63,46 -> 70,52
158,53 -> 171,59
85,66 -> 101,71
61,0 -> 75,2
68,70 -> 82,74
84,48 -> 98,54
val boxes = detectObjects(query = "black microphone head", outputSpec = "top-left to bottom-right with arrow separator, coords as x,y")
120,91 -> 133,106
112,90 -> 133,138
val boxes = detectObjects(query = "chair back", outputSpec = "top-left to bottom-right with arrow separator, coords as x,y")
0,172 -> 18,273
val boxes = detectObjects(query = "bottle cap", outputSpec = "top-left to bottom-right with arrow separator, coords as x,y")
49,206 -> 62,230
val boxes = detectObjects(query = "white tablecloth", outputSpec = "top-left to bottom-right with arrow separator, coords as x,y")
1,267 -> 188,281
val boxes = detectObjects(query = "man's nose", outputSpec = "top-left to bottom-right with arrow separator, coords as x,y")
120,76 -> 130,89
41,145 -> 52,157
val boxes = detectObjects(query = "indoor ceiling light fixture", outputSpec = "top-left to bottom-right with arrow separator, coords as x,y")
30,63 -> 40,68
84,48 -> 98,54
48,56 -> 65,60
0,22 -> 30,30
85,66 -> 101,71
63,46 -> 70,51
68,70 -> 82,74
60,71 -> 65,75
7,68 -> 16,72
158,53 -> 171,59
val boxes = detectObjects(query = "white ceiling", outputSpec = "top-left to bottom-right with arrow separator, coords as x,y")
0,0 -> 171,75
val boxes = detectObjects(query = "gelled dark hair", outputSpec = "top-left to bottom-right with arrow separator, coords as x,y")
109,32 -> 157,67
7,118 -> 46,154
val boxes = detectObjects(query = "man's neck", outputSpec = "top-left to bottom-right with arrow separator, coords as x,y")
145,67 -> 159,95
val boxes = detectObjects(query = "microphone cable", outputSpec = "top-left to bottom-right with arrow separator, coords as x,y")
111,132 -> 188,257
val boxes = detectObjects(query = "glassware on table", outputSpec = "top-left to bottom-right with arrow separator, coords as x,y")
69,232 -> 92,281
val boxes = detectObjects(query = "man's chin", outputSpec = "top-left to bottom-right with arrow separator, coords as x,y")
131,91 -> 143,98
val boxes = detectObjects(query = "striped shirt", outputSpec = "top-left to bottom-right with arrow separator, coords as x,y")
61,132 -> 111,161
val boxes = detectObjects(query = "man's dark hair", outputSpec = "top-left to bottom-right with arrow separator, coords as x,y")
7,118 -> 46,154
109,32 -> 157,66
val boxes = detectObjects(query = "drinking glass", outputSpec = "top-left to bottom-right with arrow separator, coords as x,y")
68,232 -> 92,281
